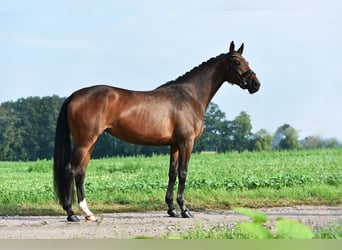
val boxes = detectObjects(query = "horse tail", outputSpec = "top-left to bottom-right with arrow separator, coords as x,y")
53,96 -> 72,205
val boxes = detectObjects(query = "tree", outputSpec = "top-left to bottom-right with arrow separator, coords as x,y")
301,135 -> 324,149
0,102 -> 26,160
323,137 -> 340,148
273,124 -> 299,150
16,96 -> 65,160
229,111 -> 252,152
301,135 -> 341,149
0,96 -> 64,161
250,129 -> 273,151
194,102 -> 230,152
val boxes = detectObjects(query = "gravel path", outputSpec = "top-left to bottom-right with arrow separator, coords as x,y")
0,206 -> 341,239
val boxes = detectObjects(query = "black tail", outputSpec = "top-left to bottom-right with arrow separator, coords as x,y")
53,97 -> 72,205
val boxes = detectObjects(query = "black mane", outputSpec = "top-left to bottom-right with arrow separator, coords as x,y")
156,53 -> 226,89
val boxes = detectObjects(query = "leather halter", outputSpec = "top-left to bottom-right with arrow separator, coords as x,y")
227,54 -> 255,88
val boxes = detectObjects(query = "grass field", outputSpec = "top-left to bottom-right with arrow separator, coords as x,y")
0,148 -> 341,216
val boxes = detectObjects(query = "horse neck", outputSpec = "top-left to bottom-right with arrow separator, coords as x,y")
182,56 -> 226,110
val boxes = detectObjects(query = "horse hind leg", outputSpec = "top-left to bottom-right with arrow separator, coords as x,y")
73,146 -> 97,222
63,163 -> 80,222
62,169 -> 95,222
75,172 -> 96,222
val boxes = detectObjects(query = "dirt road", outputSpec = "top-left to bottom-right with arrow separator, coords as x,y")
0,206 -> 341,239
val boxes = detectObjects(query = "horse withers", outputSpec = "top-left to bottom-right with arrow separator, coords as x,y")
53,41 -> 261,222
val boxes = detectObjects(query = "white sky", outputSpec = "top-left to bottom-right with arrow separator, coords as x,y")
1,0 -> 342,140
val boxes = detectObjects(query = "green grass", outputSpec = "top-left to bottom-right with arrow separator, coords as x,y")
0,148 -> 341,216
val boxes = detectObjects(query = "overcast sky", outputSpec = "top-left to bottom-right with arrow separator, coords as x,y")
1,0 -> 341,141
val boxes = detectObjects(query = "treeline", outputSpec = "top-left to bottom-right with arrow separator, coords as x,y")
196,103 -> 340,152
0,96 -> 340,161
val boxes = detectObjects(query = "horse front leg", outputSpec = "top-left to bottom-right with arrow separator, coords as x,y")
176,140 -> 194,218
165,146 -> 179,217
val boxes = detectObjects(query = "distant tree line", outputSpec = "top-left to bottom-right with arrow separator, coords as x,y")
0,97 -> 340,161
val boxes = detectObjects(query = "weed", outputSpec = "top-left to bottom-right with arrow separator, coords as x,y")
180,207 -> 320,239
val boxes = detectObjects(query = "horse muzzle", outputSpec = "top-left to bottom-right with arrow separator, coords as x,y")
247,77 -> 260,94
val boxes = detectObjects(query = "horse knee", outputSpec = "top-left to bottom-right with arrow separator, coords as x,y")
168,172 -> 177,182
178,170 -> 187,183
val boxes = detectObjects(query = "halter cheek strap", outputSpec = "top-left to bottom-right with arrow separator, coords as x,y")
237,69 -> 255,88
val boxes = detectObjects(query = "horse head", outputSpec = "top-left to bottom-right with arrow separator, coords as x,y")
225,41 -> 260,94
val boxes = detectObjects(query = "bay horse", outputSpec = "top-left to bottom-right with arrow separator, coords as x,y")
53,41 -> 261,222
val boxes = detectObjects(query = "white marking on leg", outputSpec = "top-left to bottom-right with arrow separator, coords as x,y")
79,198 -> 93,217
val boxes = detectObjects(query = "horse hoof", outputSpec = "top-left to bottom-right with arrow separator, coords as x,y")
167,209 -> 179,217
85,215 -> 97,222
67,215 -> 80,222
181,210 -> 193,218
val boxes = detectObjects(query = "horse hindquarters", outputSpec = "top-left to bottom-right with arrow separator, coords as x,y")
54,93 -> 102,222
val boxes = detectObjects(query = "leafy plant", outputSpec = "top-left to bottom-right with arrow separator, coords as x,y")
233,207 -> 314,239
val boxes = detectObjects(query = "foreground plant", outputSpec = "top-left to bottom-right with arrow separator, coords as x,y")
233,207 -> 314,239
178,207 -> 315,239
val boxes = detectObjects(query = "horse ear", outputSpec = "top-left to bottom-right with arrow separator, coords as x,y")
229,41 -> 235,53
237,43 -> 244,55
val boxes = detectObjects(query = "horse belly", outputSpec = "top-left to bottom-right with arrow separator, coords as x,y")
107,113 -> 174,146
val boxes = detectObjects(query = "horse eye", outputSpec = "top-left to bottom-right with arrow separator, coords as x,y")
229,60 -> 240,68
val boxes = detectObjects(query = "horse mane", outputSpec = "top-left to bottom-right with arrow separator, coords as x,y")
156,53 -> 226,89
